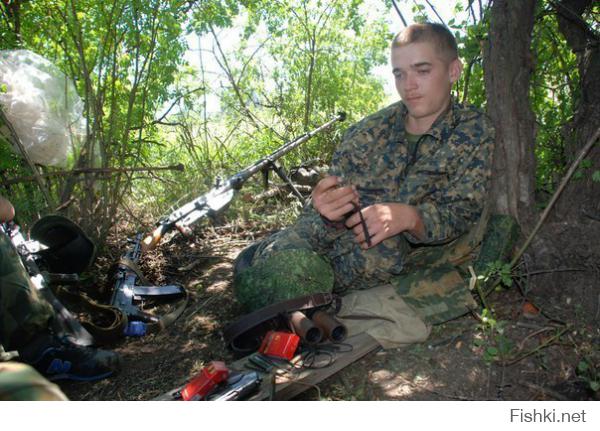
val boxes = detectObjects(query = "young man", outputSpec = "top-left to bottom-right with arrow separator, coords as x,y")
233,23 -> 494,324
0,195 -> 121,382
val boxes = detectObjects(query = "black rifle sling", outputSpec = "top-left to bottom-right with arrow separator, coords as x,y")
223,292 -> 337,355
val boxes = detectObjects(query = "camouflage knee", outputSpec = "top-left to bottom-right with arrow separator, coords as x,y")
0,362 -> 68,400
233,248 -> 334,312
250,227 -> 316,265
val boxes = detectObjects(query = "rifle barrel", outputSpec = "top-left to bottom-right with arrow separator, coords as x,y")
229,112 -> 346,188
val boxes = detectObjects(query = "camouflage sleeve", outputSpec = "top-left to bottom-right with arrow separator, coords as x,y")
402,116 -> 495,245
295,204 -> 348,248
294,120 -> 368,246
329,122 -> 362,178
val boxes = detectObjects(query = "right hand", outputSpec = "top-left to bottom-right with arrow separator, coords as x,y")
311,176 -> 359,222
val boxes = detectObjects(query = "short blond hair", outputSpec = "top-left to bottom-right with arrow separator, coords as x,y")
392,22 -> 458,62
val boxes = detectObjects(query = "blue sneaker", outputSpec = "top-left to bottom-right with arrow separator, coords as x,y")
20,334 -> 120,382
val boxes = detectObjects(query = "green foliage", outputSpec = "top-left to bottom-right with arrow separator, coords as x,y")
577,358 -> 600,392
138,0 -> 391,223
473,308 -> 514,364
530,6 -> 579,193
209,0 -> 390,162
1,0 -> 193,239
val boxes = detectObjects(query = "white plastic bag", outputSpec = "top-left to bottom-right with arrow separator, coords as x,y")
0,50 -> 86,167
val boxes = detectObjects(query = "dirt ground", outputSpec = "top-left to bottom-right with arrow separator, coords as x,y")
57,219 -> 600,402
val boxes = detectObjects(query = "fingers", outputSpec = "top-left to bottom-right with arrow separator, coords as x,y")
313,176 -> 359,221
312,175 -> 341,195
325,201 -> 357,221
347,205 -> 393,250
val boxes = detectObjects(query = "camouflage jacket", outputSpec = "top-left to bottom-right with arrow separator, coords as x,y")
330,99 -> 494,244
295,99 -> 495,288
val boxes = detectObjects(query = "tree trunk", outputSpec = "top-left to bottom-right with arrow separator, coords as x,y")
553,0 -> 600,222
482,0 -> 538,228
524,0 -> 600,325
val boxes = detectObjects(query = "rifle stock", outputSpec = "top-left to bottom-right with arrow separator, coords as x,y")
144,112 -> 346,251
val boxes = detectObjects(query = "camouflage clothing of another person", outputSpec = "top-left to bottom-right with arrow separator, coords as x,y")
234,23 -> 495,319
0,225 -> 55,352
0,195 -> 120,384
0,361 -> 68,401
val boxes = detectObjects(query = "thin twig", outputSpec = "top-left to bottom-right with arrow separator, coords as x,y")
502,326 -> 569,366
425,0 -> 446,25
516,326 -> 556,351
0,109 -> 53,207
510,126 -> 600,268
390,0 -> 408,27
519,268 -> 588,277
3,164 -> 184,186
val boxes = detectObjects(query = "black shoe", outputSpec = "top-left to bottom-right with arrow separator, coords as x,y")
20,334 -> 121,382
233,242 -> 260,277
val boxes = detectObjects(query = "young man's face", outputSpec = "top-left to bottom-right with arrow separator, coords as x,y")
391,42 -> 462,127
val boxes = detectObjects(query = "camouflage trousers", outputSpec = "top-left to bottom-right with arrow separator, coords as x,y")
0,362 -> 67,400
0,231 -> 54,351
235,210 -> 490,324
251,211 -> 411,292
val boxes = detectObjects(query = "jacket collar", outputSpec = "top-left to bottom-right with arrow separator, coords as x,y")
396,98 -> 460,142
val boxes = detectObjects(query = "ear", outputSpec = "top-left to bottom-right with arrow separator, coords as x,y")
448,58 -> 463,84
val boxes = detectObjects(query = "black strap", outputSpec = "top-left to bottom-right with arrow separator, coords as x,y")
223,292 -> 335,355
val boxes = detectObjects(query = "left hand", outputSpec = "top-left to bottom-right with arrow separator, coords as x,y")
344,203 -> 424,249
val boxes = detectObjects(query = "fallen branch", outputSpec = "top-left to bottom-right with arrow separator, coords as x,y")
501,325 -> 569,366
520,381 -> 569,401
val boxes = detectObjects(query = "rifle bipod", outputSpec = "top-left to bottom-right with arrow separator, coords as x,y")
260,160 -> 306,205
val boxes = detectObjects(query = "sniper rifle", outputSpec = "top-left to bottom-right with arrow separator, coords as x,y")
142,112 -> 346,251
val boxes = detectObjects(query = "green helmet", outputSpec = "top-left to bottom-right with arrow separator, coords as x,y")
233,248 -> 334,312
30,215 -> 96,274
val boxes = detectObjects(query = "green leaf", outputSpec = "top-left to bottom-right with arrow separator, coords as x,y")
590,381 -> 600,392
580,159 -> 593,169
592,170 -> 600,183
577,360 -> 589,373
486,346 -> 498,356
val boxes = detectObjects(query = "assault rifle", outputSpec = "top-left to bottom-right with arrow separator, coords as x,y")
110,233 -> 187,337
0,221 -> 95,346
142,112 -> 346,251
